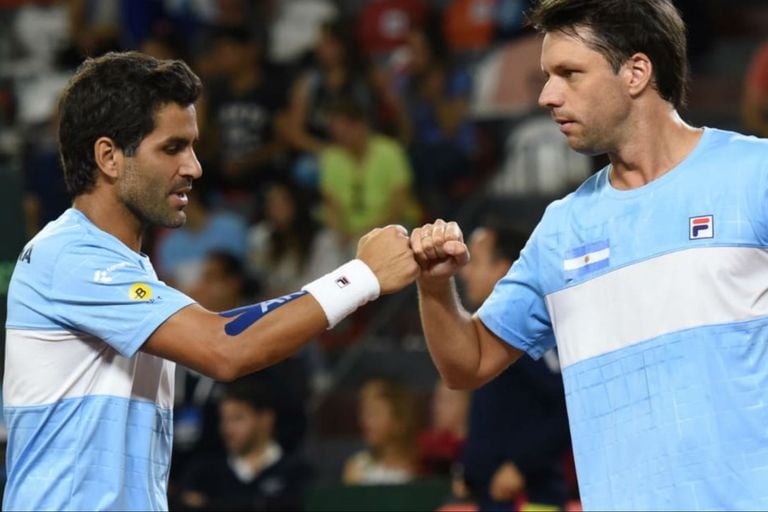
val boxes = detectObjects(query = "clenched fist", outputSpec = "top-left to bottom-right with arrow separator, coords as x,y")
411,219 -> 470,284
357,225 -> 420,294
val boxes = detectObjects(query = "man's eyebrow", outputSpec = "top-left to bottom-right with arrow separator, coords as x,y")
552,62 -> 582,71
160,136 -> 196,145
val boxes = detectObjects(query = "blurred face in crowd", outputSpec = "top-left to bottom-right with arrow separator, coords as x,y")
359,384 -> 401,450
316,28 -> 345,68
328,113 -> 367,151
538,26 -> 633,155
188,256 -> 242,311
219,398 -> 274,456
214,38 -> 258,77
460,228 -> 512,308
265,184 -> 296,230
405,28 -> 431,74
431,381 -> 469,434
116,103 -> 201,228
214,38 -> 241,75
140,37 -> 177,60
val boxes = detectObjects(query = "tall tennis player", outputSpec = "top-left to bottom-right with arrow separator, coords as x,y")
412,0 -> 768,509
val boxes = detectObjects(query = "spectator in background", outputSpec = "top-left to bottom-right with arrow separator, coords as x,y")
343,378 -> 419,485
197,26 -> 289,219
177,378 -> 310,511
267,0 -> 338,66
743,41 -> 768,138
319,98 -> 421,255
21,111 -> 69,239
246,181 -> 341,299
356,0 -> 428,61
455,224 -> 571,510
67,0 -> 123,58
138,23 -> 189,62
244,181 -> 340,391
417,380 -> 469,477
442,0 -> 495,58
385,17 -> 476,218
175,250 -> 310,463
187,250 -> 254,311
154,188 -> 247,291
171,251 -> 254,488
277,19 -> 373,188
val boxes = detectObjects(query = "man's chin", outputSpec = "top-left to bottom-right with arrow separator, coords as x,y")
568,140 -> 606,157
162,211 -> 187,229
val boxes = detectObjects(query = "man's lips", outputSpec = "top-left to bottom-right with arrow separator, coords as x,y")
170,186 -> 191,206
553,117 -> 576,132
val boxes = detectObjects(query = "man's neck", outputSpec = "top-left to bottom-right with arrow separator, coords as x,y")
608,109 -> 704,190
73,193 -> 144,252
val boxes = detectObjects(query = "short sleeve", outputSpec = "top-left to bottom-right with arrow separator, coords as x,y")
477,226 -> 555,360
50,243 -> 195,358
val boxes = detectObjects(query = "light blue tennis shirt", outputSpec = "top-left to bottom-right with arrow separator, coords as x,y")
479,128 -> 768,510
4,208 -> 195,511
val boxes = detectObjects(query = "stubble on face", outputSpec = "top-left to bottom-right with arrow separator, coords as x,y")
118,158 -> 189,229
115,103 -> 199,230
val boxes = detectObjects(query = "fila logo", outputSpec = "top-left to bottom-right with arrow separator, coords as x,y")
335,276 -> 350,288
689,215 -> 713,240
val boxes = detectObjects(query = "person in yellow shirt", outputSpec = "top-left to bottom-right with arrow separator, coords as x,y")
320,99 -> 421,250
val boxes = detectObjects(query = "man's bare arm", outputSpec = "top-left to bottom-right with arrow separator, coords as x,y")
144,225 -> 419,380
413,220 -> 523,389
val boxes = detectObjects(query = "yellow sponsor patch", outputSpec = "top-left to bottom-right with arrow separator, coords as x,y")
128,282 -> 153,301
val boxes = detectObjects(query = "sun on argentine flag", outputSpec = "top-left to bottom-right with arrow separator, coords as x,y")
563,240 -> 610,280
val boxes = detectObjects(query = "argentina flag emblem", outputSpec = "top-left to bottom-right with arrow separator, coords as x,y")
563,239 -> 610,281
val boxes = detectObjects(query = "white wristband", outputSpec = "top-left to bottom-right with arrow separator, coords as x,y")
302,259 -> 381,329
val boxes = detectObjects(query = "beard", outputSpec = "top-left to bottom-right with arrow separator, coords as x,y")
118,160 -> 188,229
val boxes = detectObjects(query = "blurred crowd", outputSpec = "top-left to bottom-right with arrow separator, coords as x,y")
0,0 -> 766,510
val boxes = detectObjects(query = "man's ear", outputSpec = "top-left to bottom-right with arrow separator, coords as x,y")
624,52 -> 654,99
93,137 -> 124,180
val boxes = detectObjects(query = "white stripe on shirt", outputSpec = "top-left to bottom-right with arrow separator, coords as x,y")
4,329 -> 174,408
547,246 -> 768,368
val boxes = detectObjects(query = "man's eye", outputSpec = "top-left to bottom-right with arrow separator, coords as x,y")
164,145 -> 180,154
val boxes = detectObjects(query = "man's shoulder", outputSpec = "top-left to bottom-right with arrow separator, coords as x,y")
13,210 -> 148,300
16,210 -> 86,272
691,128 -> 768,183
702,127 -> 768,155
535,171 -> 606,229
23,209 -> 132,269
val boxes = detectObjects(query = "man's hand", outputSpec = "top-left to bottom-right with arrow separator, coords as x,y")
490,461 -> 526,502
411,219 -> 470,285
357,225 -> 419,294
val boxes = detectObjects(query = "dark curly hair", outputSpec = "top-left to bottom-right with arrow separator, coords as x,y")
528,0 -> 689,109
58,51 -> 203,197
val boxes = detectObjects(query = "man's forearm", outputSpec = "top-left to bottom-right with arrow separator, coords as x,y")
418,278 -> 484,388
222,293 -> 329,377
224,259 -> 380,376
147,255 -> 394,381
